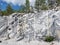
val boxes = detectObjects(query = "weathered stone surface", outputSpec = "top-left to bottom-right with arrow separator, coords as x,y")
0,9 -> 60,42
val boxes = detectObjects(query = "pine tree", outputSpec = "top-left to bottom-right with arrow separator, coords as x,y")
0,8 -> 2,16
0,2 -> 2,16
56,0 -> 60,6
6,4 -> 14,15
25,0 -> 30,13
35,0 -> 40,11
19,5 -> 25,13
35,0 -> 45,11
48,0 -> 56,9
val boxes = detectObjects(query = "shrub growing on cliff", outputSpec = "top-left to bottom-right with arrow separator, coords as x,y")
44,36 -> 55,42
41,5 -> 48,10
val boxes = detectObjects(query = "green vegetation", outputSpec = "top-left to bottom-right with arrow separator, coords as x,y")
48,0 -> 60,9
25,0 -> 30,13
44,36 -> 55,42
48,0 -> 54,8
35,0 -> 46,11
0,9 -> 2,16
1,0 -> 60,16
35,0 -> 40,11
1,11 -> 7,16
1,4 -> 14,16
1,0 -> 30,16
41,5 -> 48,10
18,5 -> 26,13
56,0 -> 60,6
6,4 -> 14,15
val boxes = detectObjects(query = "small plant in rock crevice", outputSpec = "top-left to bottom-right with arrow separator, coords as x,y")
44,36 -> 55,42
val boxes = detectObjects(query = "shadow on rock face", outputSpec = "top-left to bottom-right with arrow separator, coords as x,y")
0,41 -> 2,43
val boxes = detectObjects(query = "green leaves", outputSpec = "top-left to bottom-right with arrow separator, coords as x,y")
1,4 -> 14,16
40,5 -> 48,10
56,0 -> 60,6
25,0 -> 30,13
44,36 -> 55,42
35,0 -> 46,11
19,0 -> 30,13
6,4 -> 14,15
18,5 -> 26,13
1,11 -> 7,16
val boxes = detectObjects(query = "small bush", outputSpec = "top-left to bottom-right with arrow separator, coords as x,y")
41,5 -> 48,10
44,36 -> 55,42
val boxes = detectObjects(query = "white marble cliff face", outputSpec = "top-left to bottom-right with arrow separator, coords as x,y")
23,10 -> 60,41
0,10 -> 60,41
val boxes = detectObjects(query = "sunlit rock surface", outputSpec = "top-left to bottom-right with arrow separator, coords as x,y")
0,9 -> 60,45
